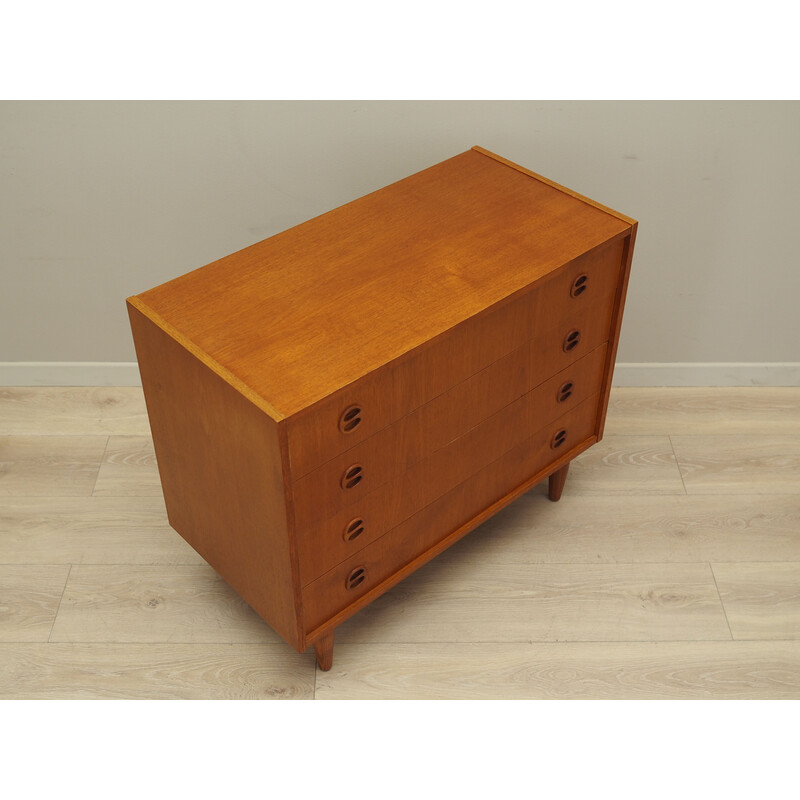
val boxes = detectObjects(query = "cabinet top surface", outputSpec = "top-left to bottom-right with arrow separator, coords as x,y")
130,147 -> 634,420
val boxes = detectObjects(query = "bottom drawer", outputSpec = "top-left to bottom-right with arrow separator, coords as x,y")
302,392 -> 599,632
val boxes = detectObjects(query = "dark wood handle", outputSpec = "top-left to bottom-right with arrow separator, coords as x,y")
557,381 -> 574,402
562,329 -> 581,352
345,566 -> 367,590
570,273 -> 589,297
339,404 -> 363,433
340,464 -> 363,489
343,517 -> 365,542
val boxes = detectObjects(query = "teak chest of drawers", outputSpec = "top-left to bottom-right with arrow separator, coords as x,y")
127,146 -> 637,670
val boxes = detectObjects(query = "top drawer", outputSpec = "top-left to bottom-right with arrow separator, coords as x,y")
287,236 -> 626,477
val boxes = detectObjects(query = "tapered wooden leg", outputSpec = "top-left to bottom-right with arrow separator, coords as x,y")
313,630 -> 335,671
548,463 -> 570,502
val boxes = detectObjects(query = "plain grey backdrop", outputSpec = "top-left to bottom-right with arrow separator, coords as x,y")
1,101 -> 798,383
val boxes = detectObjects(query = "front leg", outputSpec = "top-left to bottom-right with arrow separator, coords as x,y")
313,630 -> 335,671
548,463 -> 570,502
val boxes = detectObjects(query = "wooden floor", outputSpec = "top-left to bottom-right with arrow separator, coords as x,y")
1,386 -> 799,699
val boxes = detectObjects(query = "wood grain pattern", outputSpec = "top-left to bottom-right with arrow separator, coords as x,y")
438,493 -> 800,566
0,435 -> 108,496
135,149 -> 630,417
92,435 -> 162,496
0,644 -> 315,699
298,394 -> 599,589
303,397 -> 599,627
605,387 -> 800,435
671,435 -> 800,494
315,641 -> 800,700
470,146 -> 638,226
0,387 -> 149,435
712,562 -> 800,640
292,346 -> 607,532
291,338 -> 606,503
287,238 -> 623,474
565,435 -> 686,495
0,566 -> 70,642
0,496 -> 203,565
128,304 -> 303,650
126,147 -> 636,667
48,565 -> 284,644
127,295 -> 283,423
331,562 -> 730,643
305,439 -> 598,648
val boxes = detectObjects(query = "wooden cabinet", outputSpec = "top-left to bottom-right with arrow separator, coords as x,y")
127,146 -> 637,670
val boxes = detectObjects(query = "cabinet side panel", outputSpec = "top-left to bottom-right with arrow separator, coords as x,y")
596,223 -> 637,440
127,301 -> 302,650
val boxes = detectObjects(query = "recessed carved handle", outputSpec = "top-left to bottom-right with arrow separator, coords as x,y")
345,566 -> 367,590
570,274 -> 589,297
551,429 -> 568,449
563,329 -> 581,352
339,405 -> 362,433
340,464 -> 363,489
557,381 -> 574,403
343,517 -> 365,542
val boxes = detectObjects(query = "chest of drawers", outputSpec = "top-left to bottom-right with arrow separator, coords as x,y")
127,146 -> 637,670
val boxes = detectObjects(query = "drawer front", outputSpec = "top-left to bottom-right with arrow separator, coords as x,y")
296,347 -> 606,584
287,236 -> 625,477
302,394 -> 599,631
293,339 -> 608,532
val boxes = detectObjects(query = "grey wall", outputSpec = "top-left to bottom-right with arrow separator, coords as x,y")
2,101 -> 798,371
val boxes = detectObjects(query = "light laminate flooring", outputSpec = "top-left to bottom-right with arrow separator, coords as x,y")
1,386 -> 799,699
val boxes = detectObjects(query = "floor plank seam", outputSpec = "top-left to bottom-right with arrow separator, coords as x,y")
0,564 -> 209,568
604,433 -> 800,437
90,435 -> 112,496
667,434 -> 689,495
15,640 -> 297,646
709,563 -> 736,641
334,641 -> 800,647
333,638 -> 748,645
1,433 -> 148,437
47,564 -> 72,643
0,642 -> 293,647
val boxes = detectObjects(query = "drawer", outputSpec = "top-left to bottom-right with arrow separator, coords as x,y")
287,236 -> 625,477
293,338 -> 608,531
296,346 -> 606,584
302,393 -> 600,631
